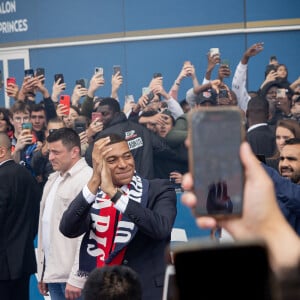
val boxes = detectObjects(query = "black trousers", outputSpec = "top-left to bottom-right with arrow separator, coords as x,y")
0,275 -> 30,300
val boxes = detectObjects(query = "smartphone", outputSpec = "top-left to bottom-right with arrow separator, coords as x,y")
24,68 -> 34,78
142,87 -> 150,95
266,64 -> 277,74
60,95 -> 70,115
219,88 -> 229,98
95,67 -> 104,76
221,59 -> 230,67
113,65 -> 121,75
74,121 -> 86,134
125,95 -> 135,103
36,67 -> 45,77
277,88 -> 286,98
91,112 -> 102,122
54,73 -> 65,89
209,47 -> 220,57
36,67 -> 45,84
6,77 -> 16,86
153,72 -> 162,78
22,122 -> 33,134
188,106 -> 245,218
146,91 -> 155,103
173,239 -> 273,300
75,78 -> 86,88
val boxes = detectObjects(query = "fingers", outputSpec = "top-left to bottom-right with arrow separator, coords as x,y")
196,217 -> 218,229
94,136 -> 111,150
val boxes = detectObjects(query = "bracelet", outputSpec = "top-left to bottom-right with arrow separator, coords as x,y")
175,82 -> 180,86
110,188 -> 124,204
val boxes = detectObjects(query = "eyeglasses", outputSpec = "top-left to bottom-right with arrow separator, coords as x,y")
13,116 -> 30,123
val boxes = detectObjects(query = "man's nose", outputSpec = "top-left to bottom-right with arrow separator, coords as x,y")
118,158 -> 127,167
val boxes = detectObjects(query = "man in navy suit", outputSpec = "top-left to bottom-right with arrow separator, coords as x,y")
246,95 -> 276,158
60,133 -> 177,300
0,132 -> 41,300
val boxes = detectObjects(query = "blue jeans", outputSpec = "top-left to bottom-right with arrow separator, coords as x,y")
48,282 -> 82,300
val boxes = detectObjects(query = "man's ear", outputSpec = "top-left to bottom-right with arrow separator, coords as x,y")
71,146 -> 81,158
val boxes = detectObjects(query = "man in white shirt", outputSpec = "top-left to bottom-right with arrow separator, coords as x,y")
36,127 -> 92,300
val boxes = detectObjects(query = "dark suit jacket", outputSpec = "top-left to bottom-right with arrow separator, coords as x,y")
0,160 -> 41,280
246,124 -> 276,158
60,178 -> 177,300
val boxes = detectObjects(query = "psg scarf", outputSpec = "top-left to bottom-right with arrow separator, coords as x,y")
77,172 -> 149,277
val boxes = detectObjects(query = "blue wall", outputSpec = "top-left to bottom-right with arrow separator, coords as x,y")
0,0 -> 299,108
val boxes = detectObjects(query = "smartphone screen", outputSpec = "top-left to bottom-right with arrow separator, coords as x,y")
173,239 -> 272,300
189,107 -> 244,218
60,95 -> 70,115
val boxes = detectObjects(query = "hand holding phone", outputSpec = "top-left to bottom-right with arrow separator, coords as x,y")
54,73 -> 65,89
36,67 -> 45,84
22,122 -> 32,134
113,65 -> 121,75
6,77 -> 16,86
95,67 -> 104,77
75,78 -> 86,88
188,106 -> 245,218
91,112 -> 102,122
146,91 -> 155,103
24,69 -> 34,78
22,122 -> 34,143
60,95 -> 70,116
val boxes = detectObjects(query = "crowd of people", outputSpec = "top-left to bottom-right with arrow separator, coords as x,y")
1,42 -> 300,299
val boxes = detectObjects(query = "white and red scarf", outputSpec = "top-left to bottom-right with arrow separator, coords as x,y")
77,172 -> 149,277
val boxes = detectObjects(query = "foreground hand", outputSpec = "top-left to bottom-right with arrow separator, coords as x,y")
38,281 -> 49,296
65,283 -> 82,300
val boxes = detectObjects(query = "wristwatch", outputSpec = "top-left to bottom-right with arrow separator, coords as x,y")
110,188 -> 124,204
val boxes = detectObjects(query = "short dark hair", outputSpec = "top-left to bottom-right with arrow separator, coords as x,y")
102,133 -> 126,145
47,127 -> 81,151
246,96 -> 269,120
30,103 -> 46,114
98,97 -> 121,113
82,265 -> 142,300
284,138 -> 300,146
